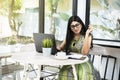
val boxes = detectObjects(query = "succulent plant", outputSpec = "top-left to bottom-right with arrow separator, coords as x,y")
7,38 -> 17,45
42,38 -> 53,48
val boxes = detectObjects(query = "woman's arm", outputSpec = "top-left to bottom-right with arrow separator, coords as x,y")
57,39 -> 66,51
81,25 -> 93,55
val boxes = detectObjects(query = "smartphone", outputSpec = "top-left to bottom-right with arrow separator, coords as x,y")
68,57 -> 86,60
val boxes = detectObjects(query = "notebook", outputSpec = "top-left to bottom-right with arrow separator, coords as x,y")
33,33 -> 57,55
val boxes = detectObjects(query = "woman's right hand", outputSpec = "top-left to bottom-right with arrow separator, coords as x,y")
56,39 -> 66,52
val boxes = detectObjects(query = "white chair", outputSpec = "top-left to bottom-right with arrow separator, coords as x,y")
89,45 -> 120,80
1,56 -> 23,80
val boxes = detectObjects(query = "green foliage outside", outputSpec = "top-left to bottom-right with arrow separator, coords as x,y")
7,37 -> 17,45
42,39 -> 53,48
91,0 -> 120,40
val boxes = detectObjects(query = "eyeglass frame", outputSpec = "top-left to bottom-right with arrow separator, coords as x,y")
70,23 -> 80,29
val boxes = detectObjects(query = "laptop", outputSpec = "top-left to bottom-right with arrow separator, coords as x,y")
33,33 -> 57,55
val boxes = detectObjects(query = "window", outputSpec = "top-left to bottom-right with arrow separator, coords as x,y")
90,0 -> 120,41
19,0 -> 39,37
0,0 -> 39,45
45,0 -> 72,41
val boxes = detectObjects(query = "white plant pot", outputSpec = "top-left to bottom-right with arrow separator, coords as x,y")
8,44 -> 21,53
8,45 -> 16,53
42,48 -> 52,56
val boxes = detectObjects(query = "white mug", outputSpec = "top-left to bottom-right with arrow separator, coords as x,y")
57,52 -> 66,57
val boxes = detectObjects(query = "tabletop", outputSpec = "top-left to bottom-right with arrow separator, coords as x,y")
11,51 -> 89,66
11,51 -> 89,80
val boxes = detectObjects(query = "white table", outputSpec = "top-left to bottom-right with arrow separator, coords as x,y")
11,51 -> 89,80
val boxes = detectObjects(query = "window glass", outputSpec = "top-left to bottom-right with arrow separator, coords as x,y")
90,0 -> 120,40
45,0 -> 72,41
0,0 -> 39,45
19,0 -> 39,37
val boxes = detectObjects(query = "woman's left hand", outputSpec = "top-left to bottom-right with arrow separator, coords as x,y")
86,25 -> 93,35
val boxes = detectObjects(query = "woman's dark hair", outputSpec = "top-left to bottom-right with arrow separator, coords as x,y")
65,16 -> 93,54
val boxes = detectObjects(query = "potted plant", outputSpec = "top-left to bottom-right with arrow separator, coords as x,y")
7,37 -> 17,52
42,38 -> 53,56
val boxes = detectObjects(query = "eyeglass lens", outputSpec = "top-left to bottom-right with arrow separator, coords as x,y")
71,23 -> 80,28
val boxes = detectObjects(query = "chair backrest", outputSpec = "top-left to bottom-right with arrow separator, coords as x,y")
89,45 -> 105,70
89,45 -> 106,55
101,55 -> 118,80
89,45 -> 119,80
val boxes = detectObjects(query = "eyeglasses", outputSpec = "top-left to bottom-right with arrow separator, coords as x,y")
70,23 -> 80,29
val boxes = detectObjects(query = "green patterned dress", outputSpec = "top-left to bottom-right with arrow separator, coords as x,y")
58,36 -> 100,80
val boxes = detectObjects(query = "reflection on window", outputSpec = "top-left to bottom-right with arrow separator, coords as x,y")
0,0 -> 39,44
45,0 -> 72,41
90,0 -> 120,40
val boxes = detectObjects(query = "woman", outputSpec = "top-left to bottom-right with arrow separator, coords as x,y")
57,16 -> 100,80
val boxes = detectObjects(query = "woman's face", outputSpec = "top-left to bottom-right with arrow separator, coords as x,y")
70,21 -> 82,34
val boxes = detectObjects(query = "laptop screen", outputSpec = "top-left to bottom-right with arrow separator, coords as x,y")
33,33 -> 57,55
